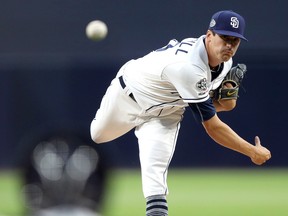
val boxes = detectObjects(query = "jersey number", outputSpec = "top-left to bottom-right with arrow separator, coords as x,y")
156,39 -> 196,55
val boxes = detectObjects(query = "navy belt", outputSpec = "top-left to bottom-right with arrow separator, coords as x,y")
119,76 -> 136,102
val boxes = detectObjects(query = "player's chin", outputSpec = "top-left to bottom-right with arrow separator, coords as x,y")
221,54 -> 233,62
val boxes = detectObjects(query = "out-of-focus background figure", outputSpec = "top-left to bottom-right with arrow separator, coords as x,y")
20,132 -> 108,216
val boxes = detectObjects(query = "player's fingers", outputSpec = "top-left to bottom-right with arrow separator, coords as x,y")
254,136 -> 261,147
223,82 -> 233,88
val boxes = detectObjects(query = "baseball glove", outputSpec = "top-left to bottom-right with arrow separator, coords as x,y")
210,63 -> 247,100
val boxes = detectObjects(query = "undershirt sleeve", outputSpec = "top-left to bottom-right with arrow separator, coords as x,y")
188,98 -> 216,122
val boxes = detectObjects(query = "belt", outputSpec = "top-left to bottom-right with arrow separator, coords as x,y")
119,76 -> 136,102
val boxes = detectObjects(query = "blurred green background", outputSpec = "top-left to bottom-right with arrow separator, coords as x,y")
1,168 -> 288,216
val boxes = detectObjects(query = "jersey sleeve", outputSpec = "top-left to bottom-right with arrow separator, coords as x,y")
163,63 -> 210,103
188,98 -> 216,122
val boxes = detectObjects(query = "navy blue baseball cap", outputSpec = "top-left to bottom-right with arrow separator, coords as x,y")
208,10 -> 248,41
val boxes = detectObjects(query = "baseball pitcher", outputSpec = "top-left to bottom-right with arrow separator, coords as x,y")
90,10 -> 271,216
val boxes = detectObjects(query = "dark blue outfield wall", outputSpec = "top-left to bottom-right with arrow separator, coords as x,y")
1,49 -> 287,168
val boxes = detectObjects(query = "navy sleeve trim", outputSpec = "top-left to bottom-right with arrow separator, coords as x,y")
189,98 -> 216,122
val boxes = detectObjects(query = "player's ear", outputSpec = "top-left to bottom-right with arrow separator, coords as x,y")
206,30 -> 215,36
206,30 -> 213,41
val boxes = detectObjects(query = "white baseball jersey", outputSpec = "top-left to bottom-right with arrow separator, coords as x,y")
123,35 -> 232,116
91,35 -> 234,198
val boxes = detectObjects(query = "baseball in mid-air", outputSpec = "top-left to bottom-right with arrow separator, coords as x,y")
86,20 -> 108,41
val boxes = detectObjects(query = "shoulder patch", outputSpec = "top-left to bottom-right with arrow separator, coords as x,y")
196,78 -> 208,91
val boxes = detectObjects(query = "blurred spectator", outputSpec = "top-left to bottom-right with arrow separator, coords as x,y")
18,131 -> 108,216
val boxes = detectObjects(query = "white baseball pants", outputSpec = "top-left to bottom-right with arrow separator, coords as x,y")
90,67 -> 184,198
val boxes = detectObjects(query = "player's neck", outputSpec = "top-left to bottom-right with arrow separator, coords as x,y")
208,55 -> 222,69
209,64 -> 219,71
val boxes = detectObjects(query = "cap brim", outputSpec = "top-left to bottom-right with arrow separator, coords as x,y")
213,29 -> 248,41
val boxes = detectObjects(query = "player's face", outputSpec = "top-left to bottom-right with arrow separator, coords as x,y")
206,30 -> 241,63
